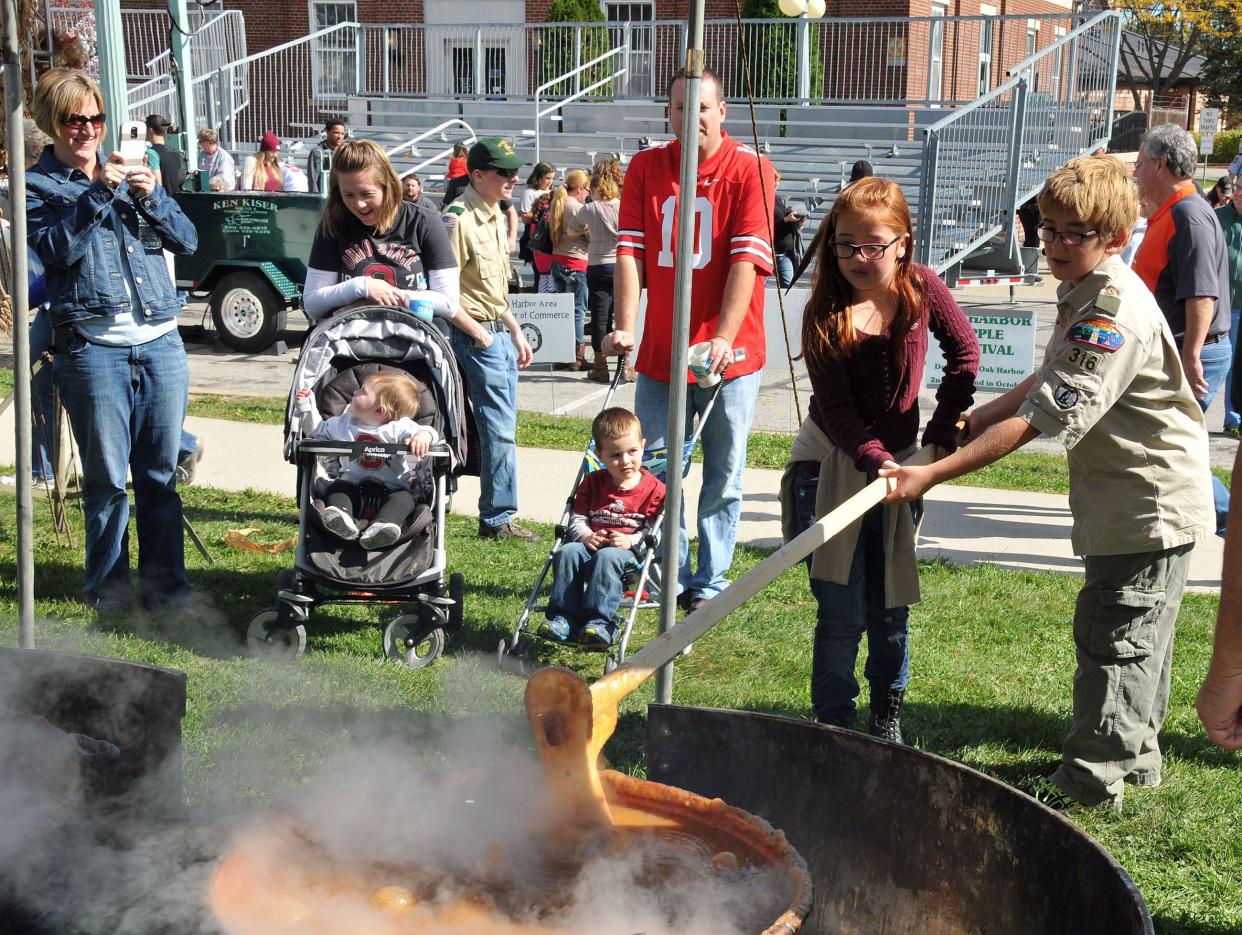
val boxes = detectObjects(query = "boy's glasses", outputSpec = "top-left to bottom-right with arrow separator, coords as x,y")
61,112 -> 106,129
826,235 -> 903,260
1036,225 -> 1099,246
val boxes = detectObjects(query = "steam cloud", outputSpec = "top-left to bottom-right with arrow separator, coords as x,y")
1,647 -> 789,934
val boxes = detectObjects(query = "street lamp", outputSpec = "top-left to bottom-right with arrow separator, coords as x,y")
777,0 -> 824,101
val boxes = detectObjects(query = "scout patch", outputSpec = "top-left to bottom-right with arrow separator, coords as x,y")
1093,285 -> 1123,316
442,203 -> 465,231
1067,317 -> 1124,352
1059,344 -> 1103,374
1053,382 -> 1080,410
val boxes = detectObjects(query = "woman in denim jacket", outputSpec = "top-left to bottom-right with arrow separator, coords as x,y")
26,68 -> 198,611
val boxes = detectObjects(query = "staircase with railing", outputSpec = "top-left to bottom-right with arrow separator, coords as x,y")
111,7 -> 1120,283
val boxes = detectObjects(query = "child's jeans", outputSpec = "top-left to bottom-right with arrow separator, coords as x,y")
791,464 -> 910,722
547,542 -> 632,631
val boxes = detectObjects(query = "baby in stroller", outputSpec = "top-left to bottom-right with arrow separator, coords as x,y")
541,407 -> 665,647
294,371 -> 438,551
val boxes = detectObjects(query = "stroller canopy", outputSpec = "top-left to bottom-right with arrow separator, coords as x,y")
285,306 -> 468,471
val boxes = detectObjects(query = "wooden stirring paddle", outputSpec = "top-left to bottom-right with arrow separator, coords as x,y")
526,443 -> 943,825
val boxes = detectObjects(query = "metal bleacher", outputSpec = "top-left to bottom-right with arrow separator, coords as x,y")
187,8 -> 1120,282
341,100 -> 1003,279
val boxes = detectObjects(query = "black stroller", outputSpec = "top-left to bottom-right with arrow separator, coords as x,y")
245,306 -> 467,668
498,361 -> 724,675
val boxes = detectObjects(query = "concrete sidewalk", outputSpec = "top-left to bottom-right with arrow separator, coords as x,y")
4,410 -> 1221,593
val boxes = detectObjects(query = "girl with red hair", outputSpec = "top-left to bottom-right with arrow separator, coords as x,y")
779,177 -> 979,743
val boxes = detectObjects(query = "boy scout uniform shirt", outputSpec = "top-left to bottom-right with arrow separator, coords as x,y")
1016,254 -> 1213,557
443,185 -> 510,322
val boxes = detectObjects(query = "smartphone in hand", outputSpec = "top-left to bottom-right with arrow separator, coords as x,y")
120,121 -> 146,168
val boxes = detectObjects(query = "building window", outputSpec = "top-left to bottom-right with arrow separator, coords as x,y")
1025,27 -> 1039,93
309,0 -> 358,101
603,1 -> 654,97
928,3 -> 946,104
978,18 -> 993,96
1051,30 -> 1064,101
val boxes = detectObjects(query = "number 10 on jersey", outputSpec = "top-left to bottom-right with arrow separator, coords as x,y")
656,195 -> 714,270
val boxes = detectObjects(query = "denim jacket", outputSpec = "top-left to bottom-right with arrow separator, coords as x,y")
26,146 -> 198,328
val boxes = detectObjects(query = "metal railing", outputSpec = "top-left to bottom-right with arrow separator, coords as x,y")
121,10 -> 248,125
262,13 -> 1089,107
48,7 -> 246,86
381,119 -> 478,179
192,21 -> 361,149
915,10 -> 1120,273
534,45 -> 629,164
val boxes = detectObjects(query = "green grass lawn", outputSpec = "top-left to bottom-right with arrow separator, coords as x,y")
0,483 -> 1236,934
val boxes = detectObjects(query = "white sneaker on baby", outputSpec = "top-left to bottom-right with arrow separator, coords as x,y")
321,505 -> 359,540
359,521 -> 401,550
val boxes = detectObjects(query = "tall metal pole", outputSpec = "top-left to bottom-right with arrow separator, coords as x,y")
93,0 -> 127,152
797,10 -> 810,101
169,0 -> 197,160
655,1 -> 706,705
3,0 -> 34,648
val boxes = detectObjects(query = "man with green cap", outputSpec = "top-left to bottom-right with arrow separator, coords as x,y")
443,137 -> 540,541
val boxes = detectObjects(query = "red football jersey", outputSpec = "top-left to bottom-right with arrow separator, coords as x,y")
617,132 -> 775,382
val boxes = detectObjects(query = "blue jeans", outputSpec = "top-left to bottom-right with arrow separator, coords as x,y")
547,542 -> 632,631
551,262 -> 588,345
1224,309 -> 1240,430
776,253 -> 795,289
791,463 -> 910,720
29,310 -> 57,481
451,328 -> 519,526
1198,337 -> 1233,535
53,329 -> 191,608
177,429 -> 198,465
30,311 -> 194,481
634,369 -> 762,599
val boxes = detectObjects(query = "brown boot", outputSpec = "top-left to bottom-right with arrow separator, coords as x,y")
570,342 -> 588,371
587,352 -> 610,383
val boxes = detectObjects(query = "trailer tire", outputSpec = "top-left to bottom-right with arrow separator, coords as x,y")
210,271 -> 286,353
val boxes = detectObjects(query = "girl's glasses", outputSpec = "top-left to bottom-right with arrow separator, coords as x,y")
826,235 -> 903,260
61,113 -> 106,129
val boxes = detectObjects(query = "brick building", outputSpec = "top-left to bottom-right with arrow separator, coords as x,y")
129,0 -> 1076,108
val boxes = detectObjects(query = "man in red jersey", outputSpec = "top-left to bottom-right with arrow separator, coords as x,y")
604,67 -> 776,609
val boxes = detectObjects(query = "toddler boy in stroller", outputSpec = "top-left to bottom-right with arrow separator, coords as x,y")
294,371 -> 437,551
541,407 -> 665,647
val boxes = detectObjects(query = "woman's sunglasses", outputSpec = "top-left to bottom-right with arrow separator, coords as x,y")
61,113 -> 106,129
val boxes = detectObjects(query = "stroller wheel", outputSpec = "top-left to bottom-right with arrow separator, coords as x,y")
384,614 -> 445,669
245,609 -> 307,661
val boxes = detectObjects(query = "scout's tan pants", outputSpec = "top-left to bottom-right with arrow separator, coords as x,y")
1051,543 -> 1194,808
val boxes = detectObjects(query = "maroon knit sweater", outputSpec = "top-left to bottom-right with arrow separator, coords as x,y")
808,265 -> 980,478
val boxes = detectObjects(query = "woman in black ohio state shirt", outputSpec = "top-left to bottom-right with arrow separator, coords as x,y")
303,139 -> 459,320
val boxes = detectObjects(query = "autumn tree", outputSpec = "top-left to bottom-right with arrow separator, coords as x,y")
1082,1 -> 1242,112
1199,18 -> 1242,123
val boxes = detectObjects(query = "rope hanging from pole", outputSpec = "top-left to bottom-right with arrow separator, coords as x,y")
730,0 -> 802,426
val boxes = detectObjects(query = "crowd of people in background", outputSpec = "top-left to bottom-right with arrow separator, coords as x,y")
11,65 -> 1242,784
